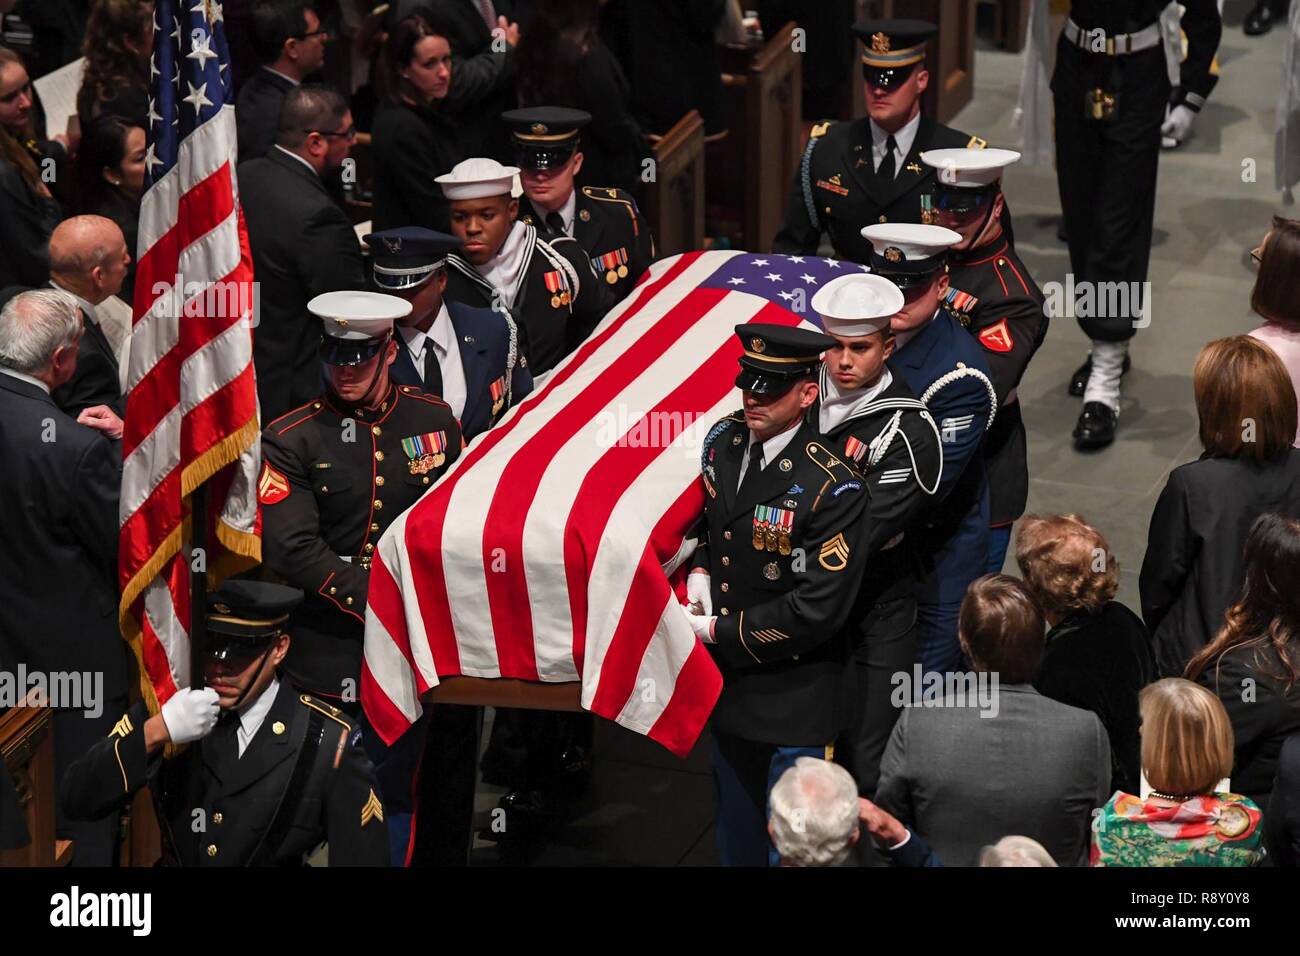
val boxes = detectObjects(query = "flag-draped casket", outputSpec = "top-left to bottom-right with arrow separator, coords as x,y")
362,251 -> 863,755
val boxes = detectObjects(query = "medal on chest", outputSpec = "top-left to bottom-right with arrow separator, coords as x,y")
591,248 -> 630,285
543,269 -> 572,308
401,431 -> 447,475
753,505 -> 794,554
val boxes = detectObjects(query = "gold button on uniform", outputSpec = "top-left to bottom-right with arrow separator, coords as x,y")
370,522 -> 380,532
212,812 -> 223,825
375,476 -> 385,486
724,531 -> 732,540
720,608 -> 730,615
375,451 -> 384,461
329,586 -> 337,595
878,215 -> 887,223
207,844 -> 217,857
374,500 -> 383,510
364,543 -> 374,553
422,476 -> 430,485
720,583 -> 730,592
721,556 -> 730,567
372,426 -> 382,436
320,485 -> 328,492
346,596 -> 354,605
997,258 -> 1006,266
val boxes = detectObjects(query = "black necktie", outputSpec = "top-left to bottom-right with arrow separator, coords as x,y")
878,133 -> 897,181
423,339 -> 444,398
738,442 -> 765,498
545,211 -> 566,237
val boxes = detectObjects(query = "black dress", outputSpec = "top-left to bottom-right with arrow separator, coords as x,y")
0,151 -> 62,288
370,99 -> 466,234
1033,601 -> 1155,796
1198,641 -> 1300,810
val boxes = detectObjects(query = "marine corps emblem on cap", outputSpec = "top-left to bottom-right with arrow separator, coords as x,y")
531,122 -> 547,135
337,318 -> 349,329
884,246 -> 904,263
871,32 -> 890,53
751,337 -> 765,353
382,237 -> 402,254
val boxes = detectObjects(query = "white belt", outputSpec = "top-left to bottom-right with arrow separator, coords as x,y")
1063,19 -> 1161,55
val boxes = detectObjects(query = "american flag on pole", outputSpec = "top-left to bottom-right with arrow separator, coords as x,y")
362,251 -> 868,756
118,0 -> 261,711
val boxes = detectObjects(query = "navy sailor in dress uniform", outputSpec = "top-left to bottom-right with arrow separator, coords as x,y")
259,292 -> 477,866
59,581 -> 390,866
862,223 -> 996,676
686,323 -> 872,866
436,157 -> 615,376
772,19 -> 987,263
366,226 -> 534,442
505,106 -> 655,305
809,273 -> 943,796
922,147 -> 1048,572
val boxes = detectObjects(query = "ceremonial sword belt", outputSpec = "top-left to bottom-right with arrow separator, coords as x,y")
1063,18 -> 1161,55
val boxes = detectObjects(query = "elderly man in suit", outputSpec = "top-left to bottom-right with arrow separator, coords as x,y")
876,575 -> 1111,866
240,84 -> 366,423
236,1 -> 330,163
0,288 -> 129,865
46,215 -> 129,421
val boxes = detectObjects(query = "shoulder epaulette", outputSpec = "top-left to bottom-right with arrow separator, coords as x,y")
581,186 -> 643,236
967,135 -> 987,149
805,440 -> 860,487
269,400 -> 325,436
399,385 -> 452,409
300,694 -> 353,731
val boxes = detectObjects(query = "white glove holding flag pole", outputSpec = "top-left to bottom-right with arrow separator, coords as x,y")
684,608 -> 716,644
686,570 -> 713,616
1161,104 -> 1197,148
160,687 -> 221,744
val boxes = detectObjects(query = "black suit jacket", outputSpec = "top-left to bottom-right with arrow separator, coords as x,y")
0,372 -> 128,701
0,157 -> 62,288
1266,734 -> 1300,868
50,302 -> 122,418
235,67 -> 296,163
1141,449 -> 1300,676
238,149 -> 366,423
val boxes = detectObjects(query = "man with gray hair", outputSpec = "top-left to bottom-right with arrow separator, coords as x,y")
238,83 -> 366,421
768,757 -> 861,867
47,215 -> 130,425
0,288 -> 129,866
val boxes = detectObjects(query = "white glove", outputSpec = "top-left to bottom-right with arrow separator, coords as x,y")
160,687 -> 221,744
686,570 -> 712,616
1160,104 -> 1196,145
685,609 -> 716,644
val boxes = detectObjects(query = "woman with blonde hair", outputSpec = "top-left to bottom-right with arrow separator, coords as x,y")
1091,678 -> 1264,866
1140,335 -> 1300,676
1018,514 -> 1154,795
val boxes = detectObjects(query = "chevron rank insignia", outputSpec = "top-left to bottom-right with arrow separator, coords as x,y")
818,532 -> 851,572
978,318 -> 1015,353
257,463 -> 290,504
361,788 -> 384,827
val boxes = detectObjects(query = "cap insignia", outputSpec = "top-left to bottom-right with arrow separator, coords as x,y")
884,246 -> 904,263
530,122 -> 547,135
336,318 -> 349,329
214,603 -> 230,614
382,237 -> 402,254
871,32 -> 890,54
750,337 -> 766,353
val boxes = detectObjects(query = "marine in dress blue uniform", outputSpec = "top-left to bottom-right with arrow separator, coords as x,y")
366,226 -> 533,442
688,324 -> 872,866
863,224 -> 996,675
810,274 -> 943,796
921,148 -> 1048,572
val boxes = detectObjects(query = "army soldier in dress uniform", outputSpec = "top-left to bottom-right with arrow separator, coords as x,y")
59,581 -> 390,866
684,323 -> 872,867
772,19 -> 987,263
436,157 -> 615,376
922,148 -> 1047,572
366,226 -> 534,442
862,223 -> 997,676
1053,0 -> 1220,447
505,106 -> 655,305
809,273 -> 942,797
260,291 -> 477,866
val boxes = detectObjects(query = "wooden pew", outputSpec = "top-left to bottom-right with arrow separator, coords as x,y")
0,692 -> 69,867
642,111 -> 706,258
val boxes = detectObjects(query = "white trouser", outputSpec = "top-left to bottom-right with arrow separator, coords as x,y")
1083,340 -> 1129,412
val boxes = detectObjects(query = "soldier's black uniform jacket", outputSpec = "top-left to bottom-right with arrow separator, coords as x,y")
772,116 -> 983,264
443,222 -> 615,375
58,689 -> 389,866
946,239 -> 1047,528
260,384 -> 462,700
523,186 -> 656,304
695,415 -> 871,746
814,370 -> 943,608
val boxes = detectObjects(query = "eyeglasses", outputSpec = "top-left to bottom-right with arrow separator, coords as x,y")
293,28 -> 331,41
306,125 -> 356,142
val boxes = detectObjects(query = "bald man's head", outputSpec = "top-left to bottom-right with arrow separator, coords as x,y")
48,215 -> 131,304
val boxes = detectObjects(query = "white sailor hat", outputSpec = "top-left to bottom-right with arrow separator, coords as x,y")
308,290 -> 411,365
860,223 -> 961,287
435,157 -> 524,201
920,147 -> 1020,188
811,273 -> 904,337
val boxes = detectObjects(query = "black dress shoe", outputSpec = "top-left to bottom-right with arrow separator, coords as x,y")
1067,353 -> 1132,397
1244,0 -> 1285,35
1073,402 -> 1118,449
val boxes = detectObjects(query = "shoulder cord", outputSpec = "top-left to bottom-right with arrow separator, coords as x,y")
919,365 -> 999,433
799,136 -> 821,231
866,407 -> 945,497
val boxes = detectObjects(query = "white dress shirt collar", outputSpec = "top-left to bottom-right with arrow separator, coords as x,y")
273,144 -> 319,177
737,420 -> 802,490
49,279 -> 99,327
236,677 -> 280,758
263,65 -> 301,87
870,111 -> 921,176
531,190 -> 577,236
0,366 -> 51,395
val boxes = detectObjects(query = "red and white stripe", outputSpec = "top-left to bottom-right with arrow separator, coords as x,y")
363,251 -> 808,757
118,104 -> 261,710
